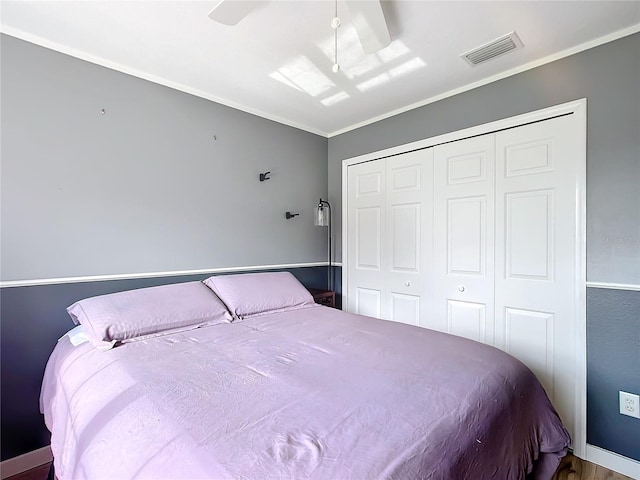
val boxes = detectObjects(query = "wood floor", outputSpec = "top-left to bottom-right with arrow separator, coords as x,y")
551,454 -> 633,480
4,454 -> 633,480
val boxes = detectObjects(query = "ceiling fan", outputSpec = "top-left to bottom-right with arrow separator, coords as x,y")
207,0 -> 392,55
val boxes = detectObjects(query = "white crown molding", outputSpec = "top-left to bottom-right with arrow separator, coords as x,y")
0,262 -> 329,288
328,23 -> 640,137
0,26 -> 326,138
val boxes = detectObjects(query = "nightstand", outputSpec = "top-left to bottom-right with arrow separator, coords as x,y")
307,288 -> 336,308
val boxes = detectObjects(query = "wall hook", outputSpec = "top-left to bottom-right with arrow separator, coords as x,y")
259,171 -> 271,182
285,212 -> 300,219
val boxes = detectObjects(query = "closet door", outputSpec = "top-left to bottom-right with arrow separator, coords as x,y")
385,149 -> 433,326
494,114 -> 581,442
431,135 -> 496,344
346,159 -> 386,318
346,149 -> 433,324
345,105 -> 584,453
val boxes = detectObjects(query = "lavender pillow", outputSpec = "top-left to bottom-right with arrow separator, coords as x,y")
67,281 -> 232,350
203,272 -> 316,319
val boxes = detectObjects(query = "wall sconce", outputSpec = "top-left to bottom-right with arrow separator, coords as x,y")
314,198 -> 332,290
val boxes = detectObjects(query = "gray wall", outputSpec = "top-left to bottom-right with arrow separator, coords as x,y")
0,34 -> 330,460
1,34 -> 328,282
587,288 -> 640,461
329,33 -> 640,460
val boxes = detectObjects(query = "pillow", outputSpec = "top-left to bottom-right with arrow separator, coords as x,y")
67,281 -> 232,350
203,272 -> 316,319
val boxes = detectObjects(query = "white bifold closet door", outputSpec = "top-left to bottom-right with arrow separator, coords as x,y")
493,114 -> 581,440
346,149 -> 433,325
346,112 -> 582,446
430,114 -> 580,442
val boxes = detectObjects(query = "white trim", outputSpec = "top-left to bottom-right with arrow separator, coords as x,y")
1,21 -> 637,139
0,26 -> 326,138
587,282 -> 640,292
341,155 -> 350,312
328,23 -> 640,137
341,98 -> 588,457
0,445 -> 52,479
573,99 -> 588,459
0,262 -> 328,288
585,444 -> 640,479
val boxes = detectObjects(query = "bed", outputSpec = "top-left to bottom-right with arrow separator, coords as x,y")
40,272 -> 570,479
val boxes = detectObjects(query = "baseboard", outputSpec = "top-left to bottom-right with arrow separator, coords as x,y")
0,446 -> 52,479
585,444 -> 640,479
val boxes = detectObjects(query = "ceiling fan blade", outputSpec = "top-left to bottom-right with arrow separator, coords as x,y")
208,0 -> 261,26
345,0 -> 391,54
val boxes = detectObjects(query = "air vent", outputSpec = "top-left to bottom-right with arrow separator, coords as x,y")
461,31 -> 523,67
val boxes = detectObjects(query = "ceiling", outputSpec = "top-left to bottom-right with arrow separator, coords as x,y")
1,1 -> 639,137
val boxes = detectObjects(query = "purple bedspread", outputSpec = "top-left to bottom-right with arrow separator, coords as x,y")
41,306 -> 570,479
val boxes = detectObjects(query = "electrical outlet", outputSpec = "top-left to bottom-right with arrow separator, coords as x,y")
619,391 -> 640,419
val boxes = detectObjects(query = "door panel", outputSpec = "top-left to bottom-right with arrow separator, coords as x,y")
356,171 -> 382,196
505,190 -> 554,280
447,300 -> 486,342
347,160 -> 386,316
448,196 -> 486,275
391,293 -> 420,326
355,287 -> 382,318
391,163 -> 422,191
504,307 -> 555,398
495,114 -> 581,441
504,138 -> 554,176
386,149 -> 433,325
346,149 -> 433,325
355,207 -> 382,270
433,135 -> 495,342
447,151 -> 486,184
390,203 -> 419,272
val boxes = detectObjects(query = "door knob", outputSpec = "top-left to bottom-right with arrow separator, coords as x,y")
405,281 -> 411,287
458,285 -> 465,292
